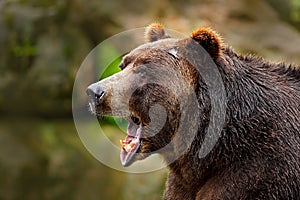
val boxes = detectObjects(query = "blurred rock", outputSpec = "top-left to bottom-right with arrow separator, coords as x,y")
0,0 -> 118,117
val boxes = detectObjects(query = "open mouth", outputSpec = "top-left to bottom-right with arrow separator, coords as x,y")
120,114 -> 143,167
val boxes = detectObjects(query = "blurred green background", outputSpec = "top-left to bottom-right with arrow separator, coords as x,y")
0,0 -> 299,199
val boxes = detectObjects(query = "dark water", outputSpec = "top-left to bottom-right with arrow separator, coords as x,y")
0,117 -> 166,200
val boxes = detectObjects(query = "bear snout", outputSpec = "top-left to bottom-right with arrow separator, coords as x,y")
86,83 -> 106,113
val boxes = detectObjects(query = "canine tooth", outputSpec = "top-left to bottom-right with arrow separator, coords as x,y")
120,139 -> 135,152
130,141 -> 135,147
120,139 -> 126,149
124,144 -> 132,152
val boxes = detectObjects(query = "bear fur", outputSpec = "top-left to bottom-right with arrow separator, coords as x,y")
87,23 -> 300,199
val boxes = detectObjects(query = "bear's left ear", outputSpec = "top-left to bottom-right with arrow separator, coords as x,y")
145,23 -> 170,42
191,28 -> 223,59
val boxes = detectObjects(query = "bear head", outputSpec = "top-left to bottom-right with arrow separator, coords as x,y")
86,23 -> 223,166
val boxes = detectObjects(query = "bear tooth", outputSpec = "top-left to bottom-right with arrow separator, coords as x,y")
130,141 -> 135,147
124,144 -> 132,152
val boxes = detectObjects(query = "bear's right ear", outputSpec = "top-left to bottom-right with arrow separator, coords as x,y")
145,23 -> 170,42
190,28 -> 223,59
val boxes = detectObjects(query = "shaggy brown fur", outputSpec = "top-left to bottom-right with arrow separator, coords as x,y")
87,23 -> 300,199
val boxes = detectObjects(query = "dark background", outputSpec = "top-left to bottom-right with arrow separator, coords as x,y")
0,0 -> 299,199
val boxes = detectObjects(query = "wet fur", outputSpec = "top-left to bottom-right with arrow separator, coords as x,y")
163,46 -> 300,199
90,23 -> 300,199
143,24 -> 299,199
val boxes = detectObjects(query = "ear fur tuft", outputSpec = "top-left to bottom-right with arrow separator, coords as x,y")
191,28 -> 223,59
145,23 -> 169,42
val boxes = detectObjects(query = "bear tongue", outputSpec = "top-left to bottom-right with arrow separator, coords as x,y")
120,122 -> 142,167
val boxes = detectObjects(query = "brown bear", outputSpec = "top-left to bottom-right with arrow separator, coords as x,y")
86,23 -> 300,199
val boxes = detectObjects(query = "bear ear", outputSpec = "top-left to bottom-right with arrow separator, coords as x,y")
145,23 -> 170,42
191,28 -> 223,59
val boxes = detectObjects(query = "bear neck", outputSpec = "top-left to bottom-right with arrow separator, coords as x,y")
166,47 -> 300,191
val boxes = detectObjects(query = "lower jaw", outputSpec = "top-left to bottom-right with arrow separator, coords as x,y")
120,149 -> 141,167
120,121 -> 143,167
120,140 -> 158,167
120,142 -> 141,167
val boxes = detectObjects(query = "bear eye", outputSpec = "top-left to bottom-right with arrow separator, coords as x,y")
119,62 -> 126,70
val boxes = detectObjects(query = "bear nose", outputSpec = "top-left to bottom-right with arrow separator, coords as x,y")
86,84 -> 106,103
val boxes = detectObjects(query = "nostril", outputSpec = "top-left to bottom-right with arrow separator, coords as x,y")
95,90 -> 105,100
86,84 -> 106,102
